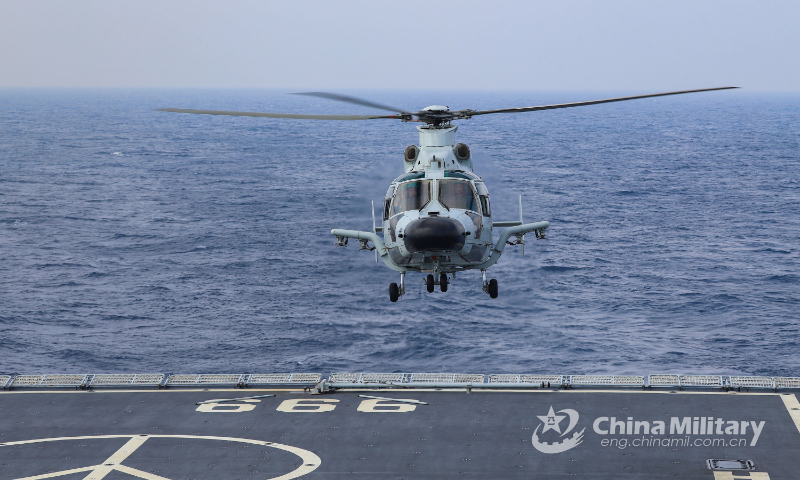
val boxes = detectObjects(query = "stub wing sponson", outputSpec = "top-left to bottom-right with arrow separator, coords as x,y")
475,221 -> 550,270
331,229 -> 407,272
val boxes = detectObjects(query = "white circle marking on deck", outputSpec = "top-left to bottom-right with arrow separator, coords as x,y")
0,434 -> 321,480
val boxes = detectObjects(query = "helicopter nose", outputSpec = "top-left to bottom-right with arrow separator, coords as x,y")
403,217 -> 466,253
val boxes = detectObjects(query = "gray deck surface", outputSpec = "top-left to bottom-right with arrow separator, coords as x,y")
1,388 -> 798,479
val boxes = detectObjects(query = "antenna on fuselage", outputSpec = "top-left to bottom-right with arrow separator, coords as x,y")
372,200 -> 378,263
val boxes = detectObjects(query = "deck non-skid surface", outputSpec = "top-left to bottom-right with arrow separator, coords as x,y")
1,389 -> 798,479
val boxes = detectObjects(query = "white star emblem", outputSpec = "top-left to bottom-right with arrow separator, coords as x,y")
537,406 -> 566,434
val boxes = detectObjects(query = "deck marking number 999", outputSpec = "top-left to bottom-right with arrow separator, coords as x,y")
196,398 -> 422,413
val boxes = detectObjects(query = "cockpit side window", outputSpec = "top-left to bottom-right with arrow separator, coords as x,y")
391,180 -> 431,216
438,180 -> 478,212
479,196 -> 490,216
474,182 -> 490,216
384,186 -> 396,220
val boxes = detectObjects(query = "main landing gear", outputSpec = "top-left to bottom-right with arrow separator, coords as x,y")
482,270 -> 498,299
389,272 -> 406,303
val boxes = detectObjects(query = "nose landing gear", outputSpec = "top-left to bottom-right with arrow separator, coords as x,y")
439,273 -> 448,292
424,272 -> 450,293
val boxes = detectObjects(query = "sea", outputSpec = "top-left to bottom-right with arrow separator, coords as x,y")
1,89 -> 798,377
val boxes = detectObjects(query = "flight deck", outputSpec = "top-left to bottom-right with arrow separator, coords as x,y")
1,373 -> 799,480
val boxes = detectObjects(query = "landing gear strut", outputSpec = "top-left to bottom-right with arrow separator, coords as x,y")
482,270 -> 499,299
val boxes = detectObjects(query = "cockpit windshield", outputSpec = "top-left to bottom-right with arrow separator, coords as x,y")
391,180 -> 431,216
438,180 -> 478,212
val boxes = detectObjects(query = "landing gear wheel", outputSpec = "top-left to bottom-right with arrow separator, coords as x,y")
488,278 -> 498,299
426,274 -> 435,293
440,273 -> 448,292
389,283 -> 400,302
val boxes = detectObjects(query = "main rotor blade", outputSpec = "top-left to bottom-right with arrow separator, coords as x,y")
293,92 -> 410,114
157,108 -> 396,121
462,87 -> 739,117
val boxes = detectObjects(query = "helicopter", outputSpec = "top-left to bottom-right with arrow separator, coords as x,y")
159,87 -> 737,302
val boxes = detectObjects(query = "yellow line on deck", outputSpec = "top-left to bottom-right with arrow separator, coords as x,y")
781,394 -> 800,435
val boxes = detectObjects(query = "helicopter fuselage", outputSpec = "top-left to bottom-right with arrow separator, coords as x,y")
331,122 -> 549,299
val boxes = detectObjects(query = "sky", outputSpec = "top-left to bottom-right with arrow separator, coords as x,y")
1,0 -> 798,91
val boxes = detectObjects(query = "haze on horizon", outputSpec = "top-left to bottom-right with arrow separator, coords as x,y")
1,0 -> 798,92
